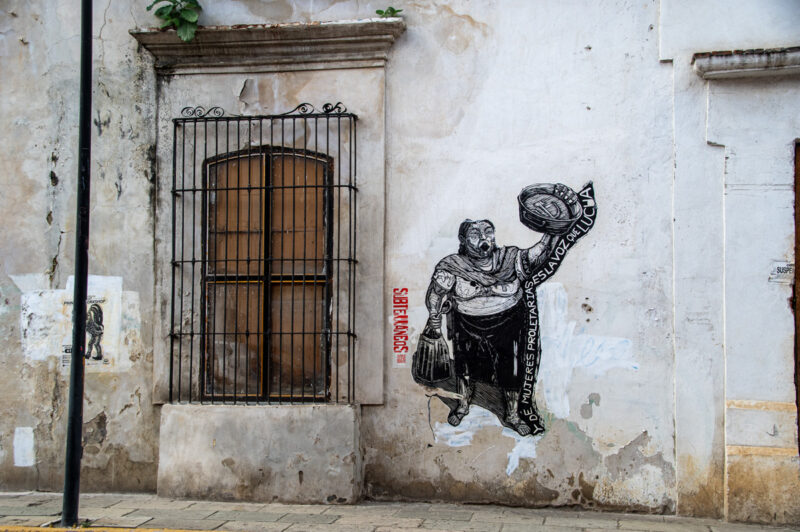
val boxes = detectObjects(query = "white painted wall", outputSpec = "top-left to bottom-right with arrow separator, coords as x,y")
365,0 -> 677,511
660,0 -> 800,521
0,0 -> 797,522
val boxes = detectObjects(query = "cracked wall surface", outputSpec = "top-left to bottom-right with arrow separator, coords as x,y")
367,0 -> 677,514
0,0 -> 158,492
1,0 -> 799,524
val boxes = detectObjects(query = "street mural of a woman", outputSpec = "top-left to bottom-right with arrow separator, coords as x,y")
412,182 -> 597,437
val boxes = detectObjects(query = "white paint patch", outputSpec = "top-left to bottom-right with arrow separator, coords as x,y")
433,405 -> 542,474
431,283 -> 635,475
503,428 -> 541,475
434,405 -> 501,447
20,290 -> 68,361
13,427 -> 35,467
10,273 -> 49,292
537,283 -> 637,418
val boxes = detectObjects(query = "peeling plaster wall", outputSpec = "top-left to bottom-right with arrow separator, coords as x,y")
660,0 -> 800,523
1,0 -> 799,523
708,80 -> 800,525
0,0 -> 158,491
369,0 -> 677,513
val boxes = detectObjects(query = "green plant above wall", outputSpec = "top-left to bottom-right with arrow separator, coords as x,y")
376,6 -> 403,17
147,0 -> 202,42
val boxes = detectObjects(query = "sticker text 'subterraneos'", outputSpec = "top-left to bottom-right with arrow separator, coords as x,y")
393,288 -> 409,365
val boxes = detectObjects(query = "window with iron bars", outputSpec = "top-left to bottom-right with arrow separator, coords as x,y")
169,104 -> 357,404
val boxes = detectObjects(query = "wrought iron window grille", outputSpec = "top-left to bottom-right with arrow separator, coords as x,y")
169,104 -> 357,405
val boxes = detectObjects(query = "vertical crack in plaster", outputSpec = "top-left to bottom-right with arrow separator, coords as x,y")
720,144 -> 729,520
36,369 -> 64,487
47,375 -> 62,440
46,232 -> 62,287
426,394 -> 436,442
115,169 -> 123,199
669,57 -> 678,510
97,0 -> 112,65
47,123 -> 63,288
146,141 -> 158,335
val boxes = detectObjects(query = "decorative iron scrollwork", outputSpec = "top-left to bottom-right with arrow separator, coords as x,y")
178,103 -> 351,119
280,102 -> 349,116
281,103 -> 315,116
321,102 -> 348,114
180,106 -> 225,118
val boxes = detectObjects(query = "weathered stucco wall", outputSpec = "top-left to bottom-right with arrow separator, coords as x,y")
1,0 -> 799,524
0,0 -> 159,491
158,404 -> 362,503
368,0 -> 677,512
660,1 -> 800,522
708,79 -> 800,524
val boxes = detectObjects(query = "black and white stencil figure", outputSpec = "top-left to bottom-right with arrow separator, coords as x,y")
412,182 -> 597,437
85,303 -> 104,361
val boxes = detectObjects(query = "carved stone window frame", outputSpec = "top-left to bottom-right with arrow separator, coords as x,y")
133,19 -> 405,406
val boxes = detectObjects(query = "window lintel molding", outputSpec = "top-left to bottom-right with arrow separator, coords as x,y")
692,46 -> 800,80
130,18 -> 406,74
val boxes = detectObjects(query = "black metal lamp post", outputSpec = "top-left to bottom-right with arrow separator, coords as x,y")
61,0 -> 93,526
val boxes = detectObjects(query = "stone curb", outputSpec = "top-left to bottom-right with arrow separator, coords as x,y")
0,527 -> 216,532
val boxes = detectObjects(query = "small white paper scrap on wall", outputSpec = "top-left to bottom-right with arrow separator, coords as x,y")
768,261 -> 794,284
13,427 -> 35,467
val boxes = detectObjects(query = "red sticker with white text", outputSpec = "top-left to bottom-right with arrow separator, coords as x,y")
392,288 -> 409,366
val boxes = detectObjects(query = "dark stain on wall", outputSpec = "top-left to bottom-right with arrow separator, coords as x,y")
604,431 -> 675,486
364,411 -> 676,514
580,393 -> 601,419
727,454 -> 800,525
80,447 -> 157,492
82,411 -> 108,449
93,110 -> 111,137
677,434 -> 724,518
115,170 -> 123,199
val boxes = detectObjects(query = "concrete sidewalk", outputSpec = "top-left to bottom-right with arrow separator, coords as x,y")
0,492 -> 797,532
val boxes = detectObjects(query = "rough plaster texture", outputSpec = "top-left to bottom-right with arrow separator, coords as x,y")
727,454 -> 800,524
706,78 -> 800,525
660,0 -> 800,522
0,0 -> 158,492
670,57 -> 727,519
367,0 -> 677,513
1,0 -> 799,524
157,404 -> 362,503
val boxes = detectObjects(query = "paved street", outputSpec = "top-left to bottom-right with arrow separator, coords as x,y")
0,492 -> 796,531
